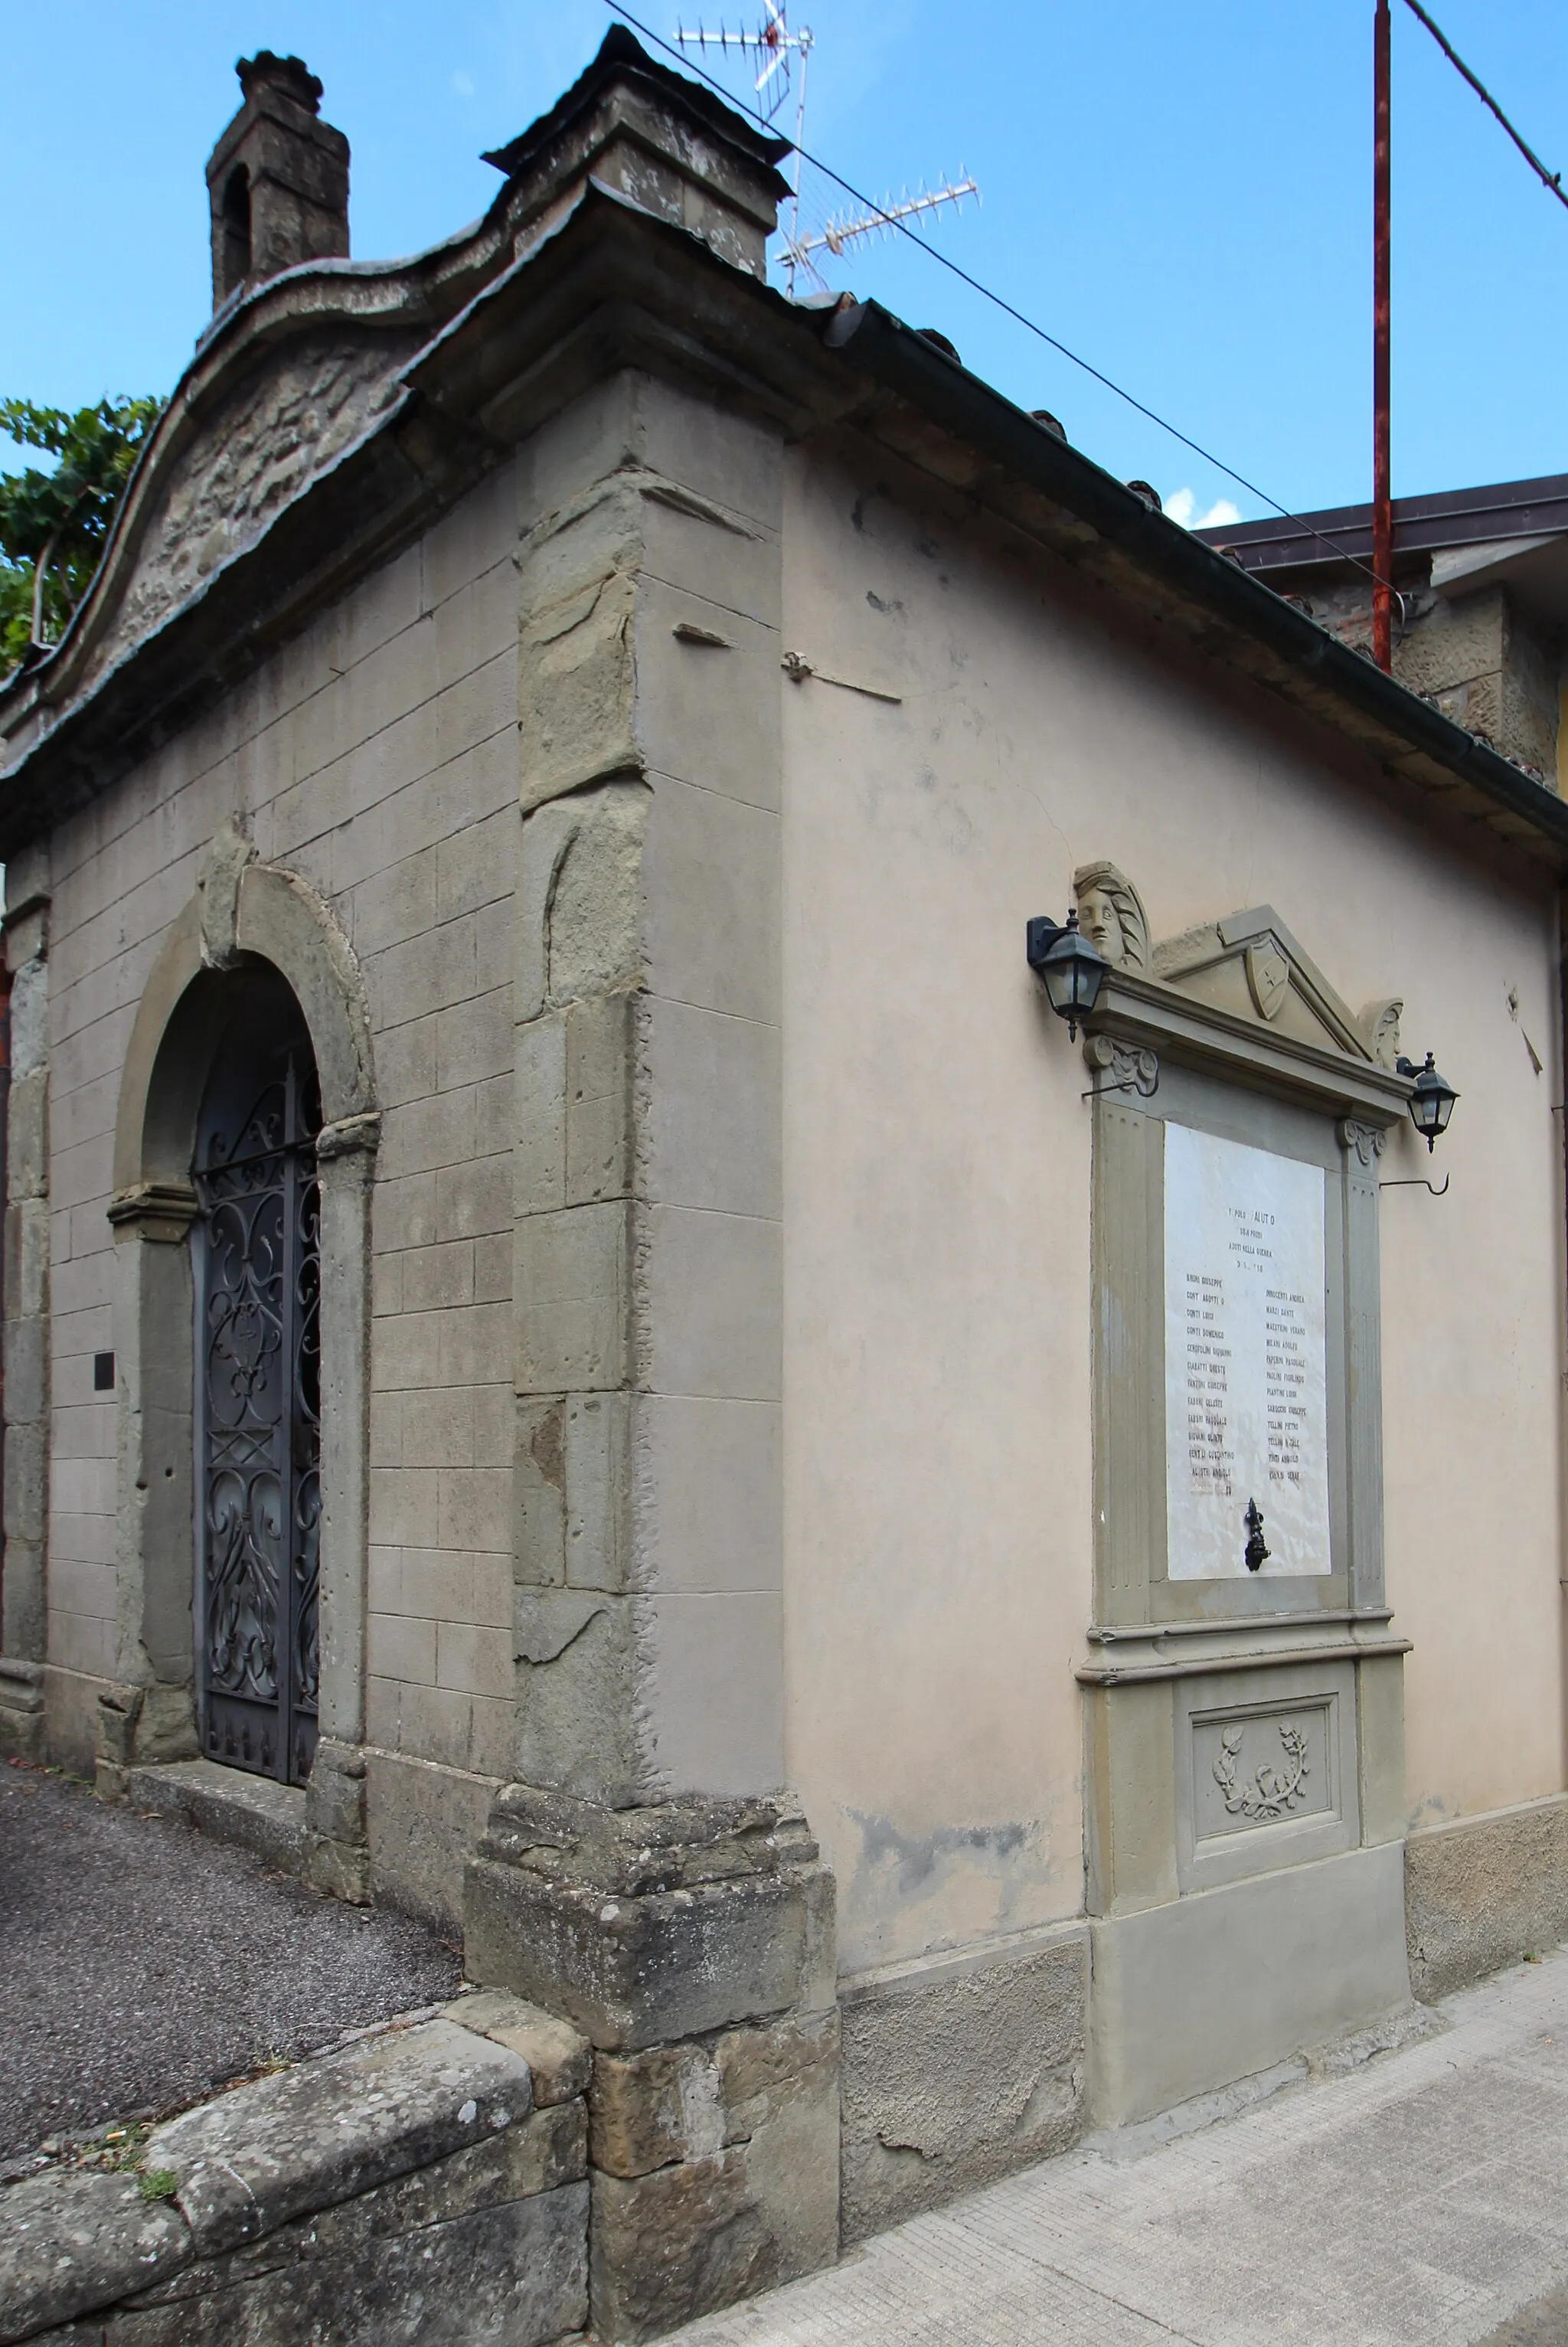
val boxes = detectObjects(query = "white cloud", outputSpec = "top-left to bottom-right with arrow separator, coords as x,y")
452,69 -> 476,99
1165,488 -> 1242,531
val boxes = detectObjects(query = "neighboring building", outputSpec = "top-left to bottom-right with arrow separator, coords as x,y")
2,33 -> 1568,2340
1200,475 -> 1568,785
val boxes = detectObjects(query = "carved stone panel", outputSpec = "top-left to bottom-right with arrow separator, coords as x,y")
1191,1701 -> 1334,1839
1174,1660 -> 1360,1894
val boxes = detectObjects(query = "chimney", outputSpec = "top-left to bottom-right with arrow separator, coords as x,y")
481,27 -> 791,280
204,52 -> 350,309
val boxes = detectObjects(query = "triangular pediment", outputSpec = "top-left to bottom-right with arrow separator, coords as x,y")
1150,907 -> 1375,1061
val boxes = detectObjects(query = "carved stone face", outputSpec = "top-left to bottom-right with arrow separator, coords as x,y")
1076,884 -> 1125,965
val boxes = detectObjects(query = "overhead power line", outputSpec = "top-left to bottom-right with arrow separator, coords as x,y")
1400,0 -> 1568,216
606,1 -> 1388,589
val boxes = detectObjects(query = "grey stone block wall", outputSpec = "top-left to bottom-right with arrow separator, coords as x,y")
24,466 -> 528,1896
1301,573 -> 1561,783
1406,1794 -> 1568,2001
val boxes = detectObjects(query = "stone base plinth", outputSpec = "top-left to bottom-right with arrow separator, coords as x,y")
0,1657 -> 44,1762
464,1782 -> 840,2341
838,1923 -> 1089,2243
1089,1841 -> 1411,2127
1407,1794 -> 1568,2000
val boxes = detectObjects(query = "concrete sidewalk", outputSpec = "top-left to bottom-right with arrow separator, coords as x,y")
671,1948 -> 1568,2347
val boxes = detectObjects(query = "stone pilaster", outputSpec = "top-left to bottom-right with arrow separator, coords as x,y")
0,844 -> 51,1740
304,1110 -> 380,1901
462,50 -> 832,2334
100,1178 -> 201,1798
507,368 -> 789,1809
470,364 -> 827,2340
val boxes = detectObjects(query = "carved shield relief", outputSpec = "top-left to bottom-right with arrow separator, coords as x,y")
1244,940 -> 1290,1022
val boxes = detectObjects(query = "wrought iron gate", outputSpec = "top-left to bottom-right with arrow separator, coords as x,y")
194,1024 -> 322,1785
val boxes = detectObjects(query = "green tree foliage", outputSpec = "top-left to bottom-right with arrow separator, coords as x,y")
0,395 -> 162,674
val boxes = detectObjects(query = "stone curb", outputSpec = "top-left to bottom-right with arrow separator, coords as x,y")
0,1996 -> 589,2343
146,2018 -> 532,2257
0,2171 -> 188,2345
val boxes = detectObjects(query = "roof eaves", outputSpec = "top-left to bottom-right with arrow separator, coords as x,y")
822,299 -> 1568,874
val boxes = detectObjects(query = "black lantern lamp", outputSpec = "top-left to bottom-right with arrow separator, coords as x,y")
1025,909 -> 1109,1040
1396,1051 -> 1459,1152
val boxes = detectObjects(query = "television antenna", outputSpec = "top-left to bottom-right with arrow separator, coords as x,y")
782,178 -> 978,294
672,3 -> 979,296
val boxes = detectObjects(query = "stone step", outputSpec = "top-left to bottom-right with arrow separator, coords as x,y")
122,1757 -> 308,1876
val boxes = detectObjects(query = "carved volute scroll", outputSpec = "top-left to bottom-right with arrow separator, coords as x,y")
1338,1119 -> 1387,1167
1083,1033 -> 1159,1097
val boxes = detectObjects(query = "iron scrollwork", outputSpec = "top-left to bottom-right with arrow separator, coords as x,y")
195,1044 -> 322,1786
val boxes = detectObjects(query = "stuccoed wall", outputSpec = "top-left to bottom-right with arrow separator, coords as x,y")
779,433 -> 1565,1980
29,461 -> 526,1924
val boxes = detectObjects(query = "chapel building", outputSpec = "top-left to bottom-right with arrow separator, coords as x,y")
2,35 -> 1566,2339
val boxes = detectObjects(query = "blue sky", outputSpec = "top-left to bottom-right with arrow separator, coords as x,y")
4,1 -> 1567,525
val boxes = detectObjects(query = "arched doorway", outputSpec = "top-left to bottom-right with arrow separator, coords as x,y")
109,842 -> 379,1862
192,968 -> 322,1786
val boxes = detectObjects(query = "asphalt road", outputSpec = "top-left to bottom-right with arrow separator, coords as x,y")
1,1760 -> 461,2166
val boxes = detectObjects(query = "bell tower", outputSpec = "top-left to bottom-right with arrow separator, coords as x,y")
204,51 -> 349,309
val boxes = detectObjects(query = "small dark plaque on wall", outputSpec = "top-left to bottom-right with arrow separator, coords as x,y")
93,1352 -> 115,1391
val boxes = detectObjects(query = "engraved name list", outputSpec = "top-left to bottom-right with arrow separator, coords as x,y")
1162,1123 -> 1331,1580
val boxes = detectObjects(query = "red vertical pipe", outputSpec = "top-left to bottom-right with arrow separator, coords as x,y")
1374,0 -> 1393,671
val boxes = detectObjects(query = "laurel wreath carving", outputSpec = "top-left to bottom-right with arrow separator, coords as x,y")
1211,1720 -> 1311,1821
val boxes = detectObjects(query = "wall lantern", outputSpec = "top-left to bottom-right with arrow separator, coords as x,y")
1025,910 -> 1109,1041
1396,1051 -> 1459,1152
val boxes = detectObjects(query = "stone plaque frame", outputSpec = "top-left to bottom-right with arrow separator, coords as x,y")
1086,909 -> 1408,1637
1074,904 -> 1416,2123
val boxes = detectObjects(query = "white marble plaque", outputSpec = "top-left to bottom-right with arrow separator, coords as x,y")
1163,1123 -> 1331,1580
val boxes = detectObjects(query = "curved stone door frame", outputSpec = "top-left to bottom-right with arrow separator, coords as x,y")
106,844 -> 377,1884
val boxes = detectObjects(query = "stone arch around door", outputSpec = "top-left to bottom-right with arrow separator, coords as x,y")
104,832 -> 378,1890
